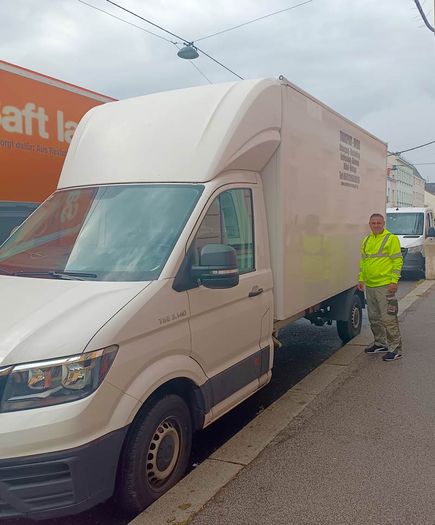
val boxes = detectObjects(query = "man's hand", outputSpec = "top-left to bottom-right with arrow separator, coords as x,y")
388,283 -> 398,294
357,281 -> 364,292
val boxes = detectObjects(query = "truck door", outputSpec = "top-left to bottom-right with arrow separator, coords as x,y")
187,187 -> 272,419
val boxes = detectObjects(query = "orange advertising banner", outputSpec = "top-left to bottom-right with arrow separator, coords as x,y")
0,61 -> 115,203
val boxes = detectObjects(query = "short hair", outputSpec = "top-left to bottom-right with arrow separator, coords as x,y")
369,213 -> 385,221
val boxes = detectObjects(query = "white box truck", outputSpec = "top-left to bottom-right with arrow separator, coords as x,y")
386,206 -> 435,276
0,77 -> 386,519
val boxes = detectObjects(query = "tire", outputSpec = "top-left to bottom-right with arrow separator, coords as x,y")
115,394 -> 192,515
336,294 -> 362,343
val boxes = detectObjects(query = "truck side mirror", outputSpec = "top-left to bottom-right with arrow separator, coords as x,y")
191,244 -> 239,289
427,227 -> 435,238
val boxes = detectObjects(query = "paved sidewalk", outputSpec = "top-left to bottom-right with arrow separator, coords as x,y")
190,285 -> 435,525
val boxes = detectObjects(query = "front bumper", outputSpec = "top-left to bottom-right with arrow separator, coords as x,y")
0,426 -> 128,520
402,251 -> 424,272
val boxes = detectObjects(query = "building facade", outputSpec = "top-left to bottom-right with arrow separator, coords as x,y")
386,164 -> 397,207
425,190 -> 435,210
425,183 -> 435,210
426,182 -> 435,196
386,154 -> 425,207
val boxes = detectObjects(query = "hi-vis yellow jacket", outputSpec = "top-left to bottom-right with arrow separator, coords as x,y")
358,228 -> 403,287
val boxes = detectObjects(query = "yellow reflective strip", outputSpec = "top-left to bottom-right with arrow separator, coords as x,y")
392,269 -> 401,274
377,234 -> 391,255
362,236 -> 369,255
390,253 -> 402,259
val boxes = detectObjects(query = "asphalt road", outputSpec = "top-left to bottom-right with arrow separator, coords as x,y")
4,278 -> 418,525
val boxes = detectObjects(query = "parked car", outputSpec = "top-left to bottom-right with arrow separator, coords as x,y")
0,201 -> 39,244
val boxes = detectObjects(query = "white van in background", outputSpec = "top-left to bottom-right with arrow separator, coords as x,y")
386,207 -> 435,276
0,77 -> 387,520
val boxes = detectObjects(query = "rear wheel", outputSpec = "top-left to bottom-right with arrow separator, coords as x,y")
336,294 -> 362,343
115,394 -> 192,515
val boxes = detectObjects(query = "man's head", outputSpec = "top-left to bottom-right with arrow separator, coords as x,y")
369,213 -> 385,235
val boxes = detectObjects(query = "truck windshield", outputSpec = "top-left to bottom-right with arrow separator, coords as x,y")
386,212 -> 424,236
0,184 -> 203,281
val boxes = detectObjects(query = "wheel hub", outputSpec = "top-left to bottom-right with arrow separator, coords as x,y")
156,435 -> 175,471
352,305 -> 360,329
146,420 -> 180,487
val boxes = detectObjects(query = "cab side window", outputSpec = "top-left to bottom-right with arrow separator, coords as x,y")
194,189 -> 255,273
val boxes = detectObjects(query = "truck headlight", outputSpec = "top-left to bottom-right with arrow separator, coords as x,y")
407,246 -> 422,254
0,346 -> 118,412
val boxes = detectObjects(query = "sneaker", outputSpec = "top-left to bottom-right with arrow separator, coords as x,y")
382,352 -> 402,362
365,344 -> 388,354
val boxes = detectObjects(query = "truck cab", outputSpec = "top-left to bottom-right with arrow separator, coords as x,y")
386,206 -> 435,276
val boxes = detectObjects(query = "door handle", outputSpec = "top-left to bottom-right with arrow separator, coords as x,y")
249,286 -> 264,297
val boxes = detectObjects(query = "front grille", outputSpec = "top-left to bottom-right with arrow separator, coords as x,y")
0,461 -> 74,518
0,369 -> 9,402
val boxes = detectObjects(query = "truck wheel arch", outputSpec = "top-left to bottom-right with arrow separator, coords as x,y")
135,376 -> 209,432
323,286 -> 365,321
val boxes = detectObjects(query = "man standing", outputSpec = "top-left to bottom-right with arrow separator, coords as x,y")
357,213 -> 403,361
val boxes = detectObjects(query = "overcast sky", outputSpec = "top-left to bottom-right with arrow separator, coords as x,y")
2,0 -> 434,180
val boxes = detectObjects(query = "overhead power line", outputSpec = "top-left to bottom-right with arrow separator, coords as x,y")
194,0 -> 313,42
76,0 -> 172,42
106,0 -> 186,42
413,0 -> 435,33
78,0 -> 313,81
388,139 -> 435,156
75,0 -> 212,83
106,0 -> 243,79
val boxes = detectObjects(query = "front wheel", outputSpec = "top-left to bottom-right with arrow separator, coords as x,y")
336,294 -> 362,343
115,394 -> 192,515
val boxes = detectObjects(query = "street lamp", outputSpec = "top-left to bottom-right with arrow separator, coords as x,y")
177,43 -> 199,59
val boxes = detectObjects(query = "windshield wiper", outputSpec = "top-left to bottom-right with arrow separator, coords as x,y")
51,271 -> 98,280
0,267 -> 13,275
13,270 -> 98,281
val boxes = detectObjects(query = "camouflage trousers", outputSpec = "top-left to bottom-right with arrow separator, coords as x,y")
366,285 -> 402,354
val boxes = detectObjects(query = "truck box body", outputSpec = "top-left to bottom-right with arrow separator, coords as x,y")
264,81 -> 387,319
0,78 -> 387,519
0,60 -> 114,203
